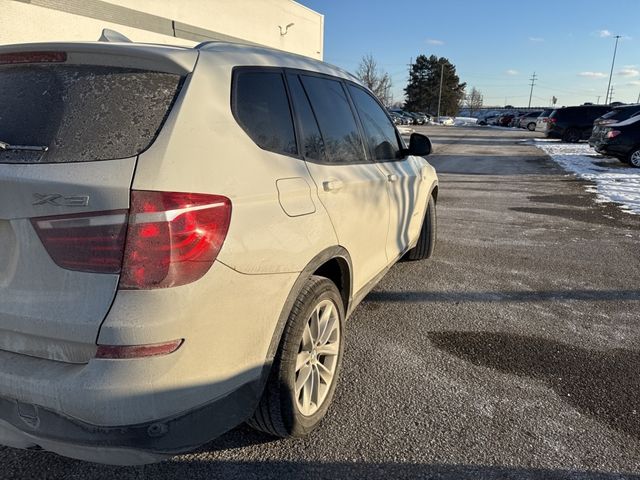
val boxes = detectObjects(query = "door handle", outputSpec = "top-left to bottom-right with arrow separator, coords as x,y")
387,174 -> 399,182
323,179 -> 344,192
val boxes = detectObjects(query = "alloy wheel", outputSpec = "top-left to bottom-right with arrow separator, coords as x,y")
631,150 -> 640,168
294,299 -> 341,416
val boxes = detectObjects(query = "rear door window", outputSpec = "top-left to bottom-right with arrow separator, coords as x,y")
233,70 -> 297,156
0,64 -> 183,164
299,75 -> 367,164
347,85 -> 401,161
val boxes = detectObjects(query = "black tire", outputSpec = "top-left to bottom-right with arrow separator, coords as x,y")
562,128 -> 581,143
405,195 -> 437,261
629,148 -> 640,168
527,122 -> 536,131
248,276 -> 345,438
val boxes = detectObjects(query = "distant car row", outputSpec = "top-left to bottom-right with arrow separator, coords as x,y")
388,109 -> 432,126
479,104 -> 640,167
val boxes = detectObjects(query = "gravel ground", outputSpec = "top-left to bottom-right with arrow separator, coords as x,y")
2,126 -> 639,479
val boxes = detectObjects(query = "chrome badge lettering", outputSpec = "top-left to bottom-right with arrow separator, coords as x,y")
33,193 -> 90,207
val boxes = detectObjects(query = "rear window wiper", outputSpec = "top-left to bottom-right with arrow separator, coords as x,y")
0,140 -> 48,152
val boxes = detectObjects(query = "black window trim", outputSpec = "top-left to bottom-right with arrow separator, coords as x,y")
283,67 -> 373,166
231,65 -> 406,166
344,82 -> 406,163
230,66 -> 302,160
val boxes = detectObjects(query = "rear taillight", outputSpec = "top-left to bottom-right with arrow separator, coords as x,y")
119,191 -> 232,290
0,51 -> 66,64
31,211 -> 128,274
32,190 -> 231,288
606,130 -> 622,139
549,117 -> 557,124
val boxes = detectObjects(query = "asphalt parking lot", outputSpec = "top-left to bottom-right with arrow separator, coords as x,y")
2,126 -> 639,480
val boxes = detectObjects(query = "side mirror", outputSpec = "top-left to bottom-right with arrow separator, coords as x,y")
406,133 -> 432,156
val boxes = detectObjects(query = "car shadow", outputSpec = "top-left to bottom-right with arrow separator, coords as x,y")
428,331 -> 640,439
3,448 -> 640,479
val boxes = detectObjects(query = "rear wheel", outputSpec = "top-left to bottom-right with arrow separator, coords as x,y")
405,195 -> 437,261
629,149 -> 640,168
249,276 -> 344,437
527,122 -> 536,131
563,128 -> 581,143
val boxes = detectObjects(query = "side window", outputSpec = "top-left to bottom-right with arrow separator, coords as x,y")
348,85 -> 401,161
299,75 -> 366,164
233,70 -> 297,156
286,73 -> 324,161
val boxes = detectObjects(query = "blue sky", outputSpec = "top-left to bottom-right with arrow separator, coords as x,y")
300,0 -> 640,108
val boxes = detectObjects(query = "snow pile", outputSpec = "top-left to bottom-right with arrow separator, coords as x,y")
534,141 -> 640,215
397,126 -> 415,135
453,116 -> 478,126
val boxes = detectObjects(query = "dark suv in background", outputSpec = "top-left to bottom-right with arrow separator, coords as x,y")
544,105 -> 610,142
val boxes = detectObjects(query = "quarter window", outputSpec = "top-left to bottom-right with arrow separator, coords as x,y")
300,75 -> 366,164
233,71 -> 297,156
348,85 -> 401,161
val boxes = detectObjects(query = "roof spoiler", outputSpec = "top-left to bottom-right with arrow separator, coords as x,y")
99,29 -> 132,43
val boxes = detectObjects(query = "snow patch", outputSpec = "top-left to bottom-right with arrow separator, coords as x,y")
534,142 -> 640,215
453,116 -> 478,126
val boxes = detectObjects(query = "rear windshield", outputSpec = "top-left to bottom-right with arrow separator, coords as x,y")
0,64 -> 183,164
540,109 -> 553,117
601,106 -> 640,121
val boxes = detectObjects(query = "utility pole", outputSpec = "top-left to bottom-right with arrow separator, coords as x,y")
608,85 -> 615,103
605,35 -> 622,104
437,62 -> 444,120
636,90 -> 640,104
596,95 -> 601,104
528,72 -> 537,108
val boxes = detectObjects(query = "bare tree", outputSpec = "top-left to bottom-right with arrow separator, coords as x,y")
356,54 -> 393,106
464,86 -> 484,116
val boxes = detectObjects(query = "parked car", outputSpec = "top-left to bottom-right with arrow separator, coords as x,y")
593,104 -> 640,129
542,105 -> 610,142
0,40 -> 439,465
390,109 -> 417,125
498,113 -> 516,127
437,116 -> 455,126
389,111 -> 403,125
416,112 -> 432,124
589,115 -> 640,166
518,111 -> 544,131
535,108 -> 555,133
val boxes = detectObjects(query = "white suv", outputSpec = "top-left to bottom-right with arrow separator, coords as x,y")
0,40 -> 438,465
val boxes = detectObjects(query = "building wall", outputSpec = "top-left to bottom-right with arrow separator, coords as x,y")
0,0 -> 324,59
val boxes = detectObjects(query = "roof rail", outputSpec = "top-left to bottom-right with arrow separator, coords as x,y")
99,29 -> 132,43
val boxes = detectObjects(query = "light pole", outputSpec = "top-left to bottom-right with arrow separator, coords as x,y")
605,35 -> 621,105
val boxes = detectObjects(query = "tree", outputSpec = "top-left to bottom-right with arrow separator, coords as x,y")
356,54 -> 393,106
404,55 -> 466,116
464,86 -> 484,116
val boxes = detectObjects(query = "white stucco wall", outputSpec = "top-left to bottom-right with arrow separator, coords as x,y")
0,0 -> 324,59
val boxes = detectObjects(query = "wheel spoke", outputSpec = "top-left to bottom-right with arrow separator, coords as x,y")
316,342 -> 339,356
295,364 -> 312,395
317,314 -> 336,347
310,308 -> 320,345
295,352 -> 309,372
311,365 -> 320,406
302,323 -> 313,350
317,361 -> 333,384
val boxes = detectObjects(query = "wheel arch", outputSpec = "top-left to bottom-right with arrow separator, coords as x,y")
265,246 -> 353,363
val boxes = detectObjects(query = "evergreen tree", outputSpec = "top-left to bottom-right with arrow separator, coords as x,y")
404,55 -> 466,116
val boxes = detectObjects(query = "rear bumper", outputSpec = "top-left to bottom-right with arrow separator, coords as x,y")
0,376 -> 263,465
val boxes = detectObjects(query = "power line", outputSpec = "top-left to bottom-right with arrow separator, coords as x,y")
528,72 -> 537,108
